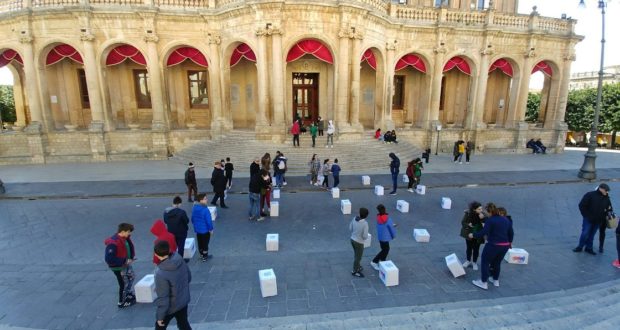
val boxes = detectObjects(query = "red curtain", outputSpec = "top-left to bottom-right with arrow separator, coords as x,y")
286,40 -> 333,64
46,44 -> 83,66
106,45 -> 147,66
443,56 -> 471,75
0,49 -> 23,67
167,47 -> 208,67
489,59 -> 513,77
230,43 -> 256,67
395,53 -> 426,73
531,61 -> 553,76
361,49 -> 377,70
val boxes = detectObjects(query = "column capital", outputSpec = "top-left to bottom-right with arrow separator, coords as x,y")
338,27 -> 364,40
80,32 -> 96,42
480,44 -> 494,56
207,33 -> 221,45
19,34 -> 33,44
563,52 -> 576,62
256,26 -> 282,36
433,45 -> 446,54
386,40 -> 397,51
144,33 -> 159,43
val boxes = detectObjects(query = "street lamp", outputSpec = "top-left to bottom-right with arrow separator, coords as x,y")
435,124 -> 442,155
578,0 -> 607,179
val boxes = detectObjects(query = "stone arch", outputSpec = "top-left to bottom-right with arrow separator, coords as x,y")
439,54 -> 476,127
359,46 -> 385,129
392,51 -> 432,128
529,59 -> 561,128
225,41 -> 258,129
483,56 -> 521,127
0,48 -> 28,128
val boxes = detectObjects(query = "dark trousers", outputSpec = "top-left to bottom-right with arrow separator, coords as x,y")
372,241 -> 390,263
155,305 -> 191,330
293,134 -> 300,146
112,266 -> 135,303
390,172 -> 398,193
616,232 -> 620,261
186,184 -> 197,201
312,135 -> 316,147
599,221 -> 607,250
466,152 -> 471,162
175,236 -> 187,258
211,191 -> 226,207
577,217 -> 597,250
322,175 -> 329,188
465,239 -> 482,263
407,175 -> 415,189
318,129 -> 324,136
480,244 -> 509,282
196,232 -> 211,257
333,174 -> 340,188
351,239 -> 364,272
225,174 -> 232,188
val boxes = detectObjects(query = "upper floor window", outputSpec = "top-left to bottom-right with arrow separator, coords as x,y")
392,75 -> 405,109
188,70 -> 209,108
133,69 -> 151,109
435,0 -> 449,7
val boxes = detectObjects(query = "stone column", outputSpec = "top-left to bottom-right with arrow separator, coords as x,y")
145,34 -> 166,130
554,54 -> 574,125
80,32 -> 105,128
208,33 -> 224,135
19,34 -> 43,129
271,28 -> 286,139
255,29 -> 269,127
512,53 -> 534,126
471,48 -> 492,129
336,29 -> 351,129
429,45 -> 446,125
384,40 -> 397,130
349,32 -> 363,131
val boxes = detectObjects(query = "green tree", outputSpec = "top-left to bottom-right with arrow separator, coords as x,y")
525,92 -> 541,122
0,85 -> 16,124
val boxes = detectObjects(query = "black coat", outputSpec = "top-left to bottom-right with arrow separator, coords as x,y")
210,168 -> 227,192
249,173 -> 262,194
163,207 -> 190,238
184,169 -> 196,185
579,190 -> 612,224
250,162 -> 260,177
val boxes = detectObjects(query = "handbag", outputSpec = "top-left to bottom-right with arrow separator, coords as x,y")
607,211 -> 618,229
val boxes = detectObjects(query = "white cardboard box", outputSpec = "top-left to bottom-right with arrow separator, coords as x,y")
379,260 -> 399,286
413,229 -> 430,242
272,189 -> 280,199
362,175 -> 371,185
363,233 -> 372,248
183,237 -> 196,259
317,175 -> 324,185
402,174 -> 409,183
331,187 -> 340,198
135,274 -> 157,303
258,269 -> 277,297
270,201 -> 279,217
208,206 -> 218,221
445,253 -> 466,278
416,185 -> 426,195
504,248 -> 529,264
441,197 -> 452,209
341,199 -> 352,215
396,200 -> 409,213
374,185 -> 384,196
266,234 -> 279,252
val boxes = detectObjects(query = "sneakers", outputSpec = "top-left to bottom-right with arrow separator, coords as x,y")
472,279 -> 488,290
459,162 -> 463,164
351,271 -> 365,278
599,247 -> 604,253
490,279 -> 500,287
472,263 -> 479,271
370,262 -> 380,271
389,192 -> 397,195
407,188 -> 414,193
612,259 -> 620,269
310,181 -> 313,185
584,249 -> 596,255
573,247 -> 583,253
462,261 -> 471,268
283,182 -> 287,186
118,296 -> 136,308
257,217 -> 265,221
187,198 -> 193,203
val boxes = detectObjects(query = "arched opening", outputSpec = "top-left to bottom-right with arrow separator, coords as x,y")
527,61 -> 557,127
393,52 -> 429,128
43,44 -> 88,130
229,43 -> 257,129
103,44 -> 148,129
286,39 -> 335,126
484,58 -> 518,127
439,56 -> 472,127
165,46 -> 210,129
359,48 -> 385,129
0,49 -> 28,129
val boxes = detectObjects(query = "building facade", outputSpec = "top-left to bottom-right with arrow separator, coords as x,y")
0,0 -> 581,164
569,65 -> 620,91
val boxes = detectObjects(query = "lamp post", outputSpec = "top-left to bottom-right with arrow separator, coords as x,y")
578,0 -> 607,179
435,124 -> 442,155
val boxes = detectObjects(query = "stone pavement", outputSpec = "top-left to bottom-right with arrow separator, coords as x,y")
0,150 -> 619,329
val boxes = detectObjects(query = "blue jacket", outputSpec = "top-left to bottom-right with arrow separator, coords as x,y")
376,214 -> 396,242
473,215 -> 513,245
191,204 -> 213,234
389,153 -> 400,174
331,164 -> 341,176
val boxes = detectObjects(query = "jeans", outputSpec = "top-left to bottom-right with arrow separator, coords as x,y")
249,192 -> 260,219
372,241 -> 390,263
155,305 -> 192,330
480,244 -> 509,283
577,217 -> 598,250
465,239 -> 481,263
351,239 -> 364,272
186,184 -> 197,201
112,265 -> 135,303
311,172 -> 318,184
275,173 -> 284,187
196,232 -> 211,257
407,175 -> 415,189
326,134 -> 334,146
390,172 -> 398,193
333,174 -> 340,188
616,233 -> 620,261
175,236 -> 187,258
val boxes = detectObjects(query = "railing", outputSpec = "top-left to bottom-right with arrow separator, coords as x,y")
89,0 -> 143,5
444,10 -> 486,25
32,0 -> 79,7
492,13 -> 529,29
0,0 -> 21,12
395,7 -> 438,22
537,16 -> 571,33
156,0 -> 207,8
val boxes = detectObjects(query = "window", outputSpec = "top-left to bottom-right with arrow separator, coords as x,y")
188,70 -> 209,108
477,0 -> 485,10
77,69 -> 90,109
133,69 -> 151,108
435,0 -> 449,7
392,75 -> 405,109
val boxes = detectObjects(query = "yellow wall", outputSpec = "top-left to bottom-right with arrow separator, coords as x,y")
483,70 -> 511,126
229,59 -> 257,129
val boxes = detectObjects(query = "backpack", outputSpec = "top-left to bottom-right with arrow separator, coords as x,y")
278,159 -> 286,170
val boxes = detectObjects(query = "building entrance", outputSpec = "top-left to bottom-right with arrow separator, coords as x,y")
292,72 -> 319,126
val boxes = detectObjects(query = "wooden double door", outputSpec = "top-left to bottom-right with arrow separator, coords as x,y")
292,72 -> 319,126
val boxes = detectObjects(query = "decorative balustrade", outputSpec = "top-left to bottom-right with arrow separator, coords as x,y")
444,10 -> 486,25
89,0 -> 142,5
492,13 -> 529,29
32,0 -> 79,7
0,0 -> 21,12
358,0 -> 388,13
156,0 -> 207,8
395,7 -> 438,22
537,16 -> 571,33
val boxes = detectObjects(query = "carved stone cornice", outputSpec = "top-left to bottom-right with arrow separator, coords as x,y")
144,34 -> 159,43
207,34 -> 221,45
256,26 -> 282,37
480,45 -> 494,56
386,40 -> 397,51
19,34 -> 33,44
80,32 -> 96,42
433,46 -> 447,54
525,49 -> 536,58
564,53 -> 576,61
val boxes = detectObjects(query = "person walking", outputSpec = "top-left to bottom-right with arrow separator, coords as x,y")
309,154 -> 321,186
465,141 -> 474,164
317,116 -> 324,136
310,122 -> 318,147
370,204 -> 396,271
184,163 -> 198,203
191,193 -> 214,262
273,152 -> 286,188
406,160 -> 415,193
250,157 -> 260,177
153,241 -> 192,330
413,158 -> 423,189
460,201 -> 486,271
455,141 -> 465,164
261,153 -> 271,174
104,223 -> 137,308
331,158 -> 341,188
471,203 -> 514,290
573,183 -> 613,255
248,169 -> 264,221
163,196 -> 190,258
321,159 -> 331,189
326,120 -> 335,148
279,151 -> 288,186
349,207 -> 370,278
210,161 -> 228,208
224,157 -> 234,189
150,219 -> 177,265
260,169 -> 273,217
291,120 -> 300,147
388,153 -> 400,195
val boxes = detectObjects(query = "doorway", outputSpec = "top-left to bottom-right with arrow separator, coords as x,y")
292,72 -> 319,126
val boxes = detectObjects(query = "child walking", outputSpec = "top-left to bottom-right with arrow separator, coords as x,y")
370,204 -> 396,271
349,208 -> 369,278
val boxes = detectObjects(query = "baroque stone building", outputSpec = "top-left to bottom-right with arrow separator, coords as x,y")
0,0 -> 581,164
569,65 -> 620,91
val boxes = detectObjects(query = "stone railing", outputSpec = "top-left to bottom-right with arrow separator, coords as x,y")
89,0 -> 143,5
537,16 -> 571,33
395,6 -> 438,22
156,0 -> 207,8
444,9 -> 486,25
0,0 -> 21,12
32,0 -> 79,7
492,13 -> 529,29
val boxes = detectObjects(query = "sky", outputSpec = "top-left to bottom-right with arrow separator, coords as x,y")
1,0 -> 618,86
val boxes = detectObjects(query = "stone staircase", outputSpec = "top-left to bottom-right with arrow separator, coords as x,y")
186,278 -> 620,330
171,130 -> 423,175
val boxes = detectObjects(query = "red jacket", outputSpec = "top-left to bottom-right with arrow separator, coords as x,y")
104,234 -> 135,268
291,122 -> 300,135
151,219 -> 177,264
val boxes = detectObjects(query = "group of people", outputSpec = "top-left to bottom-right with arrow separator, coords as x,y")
184,158 -> 234,205
248,151 -> 289,221
308,154 -> 342,189
452,140 -> 474,164
291,116 -> 336,148
526,138 -> 547,154
374,128 -> 399,144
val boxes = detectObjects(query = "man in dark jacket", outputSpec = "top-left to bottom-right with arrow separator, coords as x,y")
164,196 -> 190,257
104,223 -> 136,308
210,161 -> 228,208
248,169 -> 265,221
154,241 -> 192,330
388,153 -> 400,195
224,157 -> 234,189
184,163 -> 198,202
574,183 -> 612,255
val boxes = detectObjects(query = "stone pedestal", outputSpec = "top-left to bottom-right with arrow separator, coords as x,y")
25,122 -> 45,164
88,121 -> 107,161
